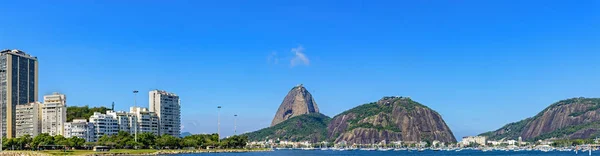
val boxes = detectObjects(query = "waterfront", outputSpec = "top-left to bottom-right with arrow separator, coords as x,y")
171,150 -> 599,156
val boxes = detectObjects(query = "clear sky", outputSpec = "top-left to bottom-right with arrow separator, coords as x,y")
1,0 -> 599,140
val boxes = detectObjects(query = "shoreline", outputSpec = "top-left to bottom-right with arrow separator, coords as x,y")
0,148 -> 273,156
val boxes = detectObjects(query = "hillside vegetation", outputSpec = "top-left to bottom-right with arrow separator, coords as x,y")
245,113 -> 331,142
66,105 -> 110,122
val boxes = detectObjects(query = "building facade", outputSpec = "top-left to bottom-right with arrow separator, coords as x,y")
41,93 -> 67,136
64,119 -> 94,142
130,106 -> 159,136
0,49 -> 38,138
149,90 -> 180,137
461,136 -> 486,146
89,112 -> 118,142
15,102 -> 41,137
106,110 -> 135,134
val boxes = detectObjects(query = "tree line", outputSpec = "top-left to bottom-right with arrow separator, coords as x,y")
2,131 -> 248,150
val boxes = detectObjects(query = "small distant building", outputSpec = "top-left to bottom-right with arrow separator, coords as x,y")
64,119 -> 94,142
462,136 -> 486,146
15,102 -> 42,137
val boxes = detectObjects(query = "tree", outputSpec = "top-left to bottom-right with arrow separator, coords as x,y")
68,137 -> 86,148
157,134 -> 180,149
221,135 -> 248,149
54,135 -> 68,147
138,132 -> 156,148
31,133 -> 54,148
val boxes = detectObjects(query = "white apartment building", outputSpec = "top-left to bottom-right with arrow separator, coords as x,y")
106,110 -> 135,134
64,119 -> 94,142
89,112 -> 118,142
15,102 -> 42,137
462,136 -> 486,146
41,93 -> 67,136
149,90 -> 181,137
130,106 -> 159,136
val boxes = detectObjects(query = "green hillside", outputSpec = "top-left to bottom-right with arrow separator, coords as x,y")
244,113 -> 331,142
66,105 -> 111,122
480,98 -> 600,141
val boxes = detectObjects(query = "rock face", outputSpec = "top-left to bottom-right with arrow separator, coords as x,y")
327,96 -> 456,144
480,98 -> 600,141
271,84 -> 320,126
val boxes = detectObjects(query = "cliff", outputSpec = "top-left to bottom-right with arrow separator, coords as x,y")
271,84 -> 320,126
327,96 -> 456,144
480,97 -> 600,141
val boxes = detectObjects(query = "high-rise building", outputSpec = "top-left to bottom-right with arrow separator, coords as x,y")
89,112 -> 118,142
149,90 -> 180,137
0,49 -> 38,138
41,93 -> 66,136
15,102 -> 41,137
64,119 -> 94,142
130,106 -> 159,136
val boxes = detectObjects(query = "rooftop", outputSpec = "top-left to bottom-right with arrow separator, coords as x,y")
0,49 -> 37,60
151,89 -> 178,96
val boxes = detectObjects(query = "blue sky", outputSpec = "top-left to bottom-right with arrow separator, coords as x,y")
1,0 -> 599,140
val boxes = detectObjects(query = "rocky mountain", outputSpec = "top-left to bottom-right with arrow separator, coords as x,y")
327,96 -> 456,144
480,97 -> 600,141
246,113 -> 331,142
271,84 -> 320,126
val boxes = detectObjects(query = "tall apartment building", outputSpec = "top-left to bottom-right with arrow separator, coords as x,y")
64,119 -> 94,142
15,102 -> 41,137
0,49 -> 38,138
130,106 -> 159,136
149,90 -> 180,137
89,112 -> 118,142
41,93 -> 66,136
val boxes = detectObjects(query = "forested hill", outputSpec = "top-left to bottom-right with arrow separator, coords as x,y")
480,98 -> 600,141
66,105 -> 110,122
245,113 -> 331,142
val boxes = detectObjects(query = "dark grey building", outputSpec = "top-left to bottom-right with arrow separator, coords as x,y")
0,49 -> 38,138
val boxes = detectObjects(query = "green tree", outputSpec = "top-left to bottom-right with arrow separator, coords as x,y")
68,137 -> 86,148
31,133 -> 54,148
138,132 -> 156,148
156,134 -> 180,149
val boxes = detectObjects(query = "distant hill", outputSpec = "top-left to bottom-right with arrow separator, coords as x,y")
181,132 -> 192,138
327,97 -> 456,144
480,97 -> 600,141
245,113 -> 331,142
67,105 -> 110,122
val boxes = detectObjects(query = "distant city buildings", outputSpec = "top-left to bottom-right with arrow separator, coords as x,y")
0,49 -> 183,141
41,93 -> 67,136
149,90 -> 181,137
15,102 -> 41,137
461,136 -> 486,146
0,49 -> 38,138
64,119 -> 94,142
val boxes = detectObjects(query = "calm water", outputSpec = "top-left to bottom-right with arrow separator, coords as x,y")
169,150 -> 597,156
